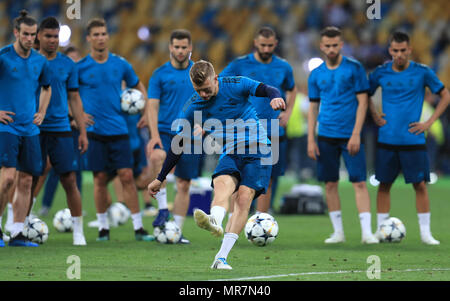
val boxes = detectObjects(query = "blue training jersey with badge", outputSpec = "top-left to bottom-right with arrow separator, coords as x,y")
147,60 -> 195,135
369,61 -> 445,145
220,53 -> 295,137
38,52 -> 78,132
77,53 -> 140,136
177,76 -> 271,158
0,44 -> 52,136
308,56 -> 369,138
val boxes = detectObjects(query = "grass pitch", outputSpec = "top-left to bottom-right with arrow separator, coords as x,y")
1,173 -> 449,282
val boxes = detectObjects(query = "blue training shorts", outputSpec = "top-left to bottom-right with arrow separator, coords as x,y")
375,145 -> 430,184
268,136 -> 287,179
212,153 -> 272,200
0,132 -> 43,176
82,133 -> 133,173
39,132 -> 79,175
317,136 -> 367,183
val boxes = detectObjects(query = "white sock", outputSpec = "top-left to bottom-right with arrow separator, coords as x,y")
173,215 -> 185,230
210,206 -> 226,227
6,203 -> 13,225
329,211 -> 343,234
418,212 -> 431,237
30,197 -> 37,213
0,216 -> 2,229
215,232 -> 239,260
131,212 -> 143,230
11,222 -> 25,238
359,212 -> 372,236
377,213 -> 389,230
155,188 -> 168,210
72,216 -> 84,235
96,213 -> 109,230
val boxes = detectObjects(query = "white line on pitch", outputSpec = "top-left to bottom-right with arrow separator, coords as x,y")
209,267 -> 450,281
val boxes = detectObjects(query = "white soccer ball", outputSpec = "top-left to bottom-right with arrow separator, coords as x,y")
379,217 -> 406,243
23,218 -> 49,244
245,212 -> 279,247
121,88 -> 146,115
108,202 -> 131,227
53,208 -> 73,232
153,221 -> 182,244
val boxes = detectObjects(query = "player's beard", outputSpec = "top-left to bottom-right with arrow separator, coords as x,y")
327,52 -> 340,65
170,52 -> 189,67
257,50 -> 273,62
18,39 -> 33,54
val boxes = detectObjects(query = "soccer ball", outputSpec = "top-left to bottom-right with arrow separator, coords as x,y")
23,218 -> 49,244
245,212 -> 279,247
53,208 -> 73,232
153,221 -> 182,244
121,88 -> 145,115
378,217 -> 406,243
108,202 -> 131,227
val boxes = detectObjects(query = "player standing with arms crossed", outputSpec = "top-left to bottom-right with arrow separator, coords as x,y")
307,27 -> 378,244
369,31 -> 450,245
78,18 -> 153,242
146,29 -> 202,244
148,60 -> 286,269
0,10 -> 52,247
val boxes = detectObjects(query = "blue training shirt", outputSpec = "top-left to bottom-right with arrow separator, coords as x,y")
176,76 -> 271,158
38,52 -> 78,132
369,61 -> 445,145
77,53 -> 140,136
147,60 -> 195,135
0,44 -> 52,136
220,53 -> 295,137
308,56 -> 369,138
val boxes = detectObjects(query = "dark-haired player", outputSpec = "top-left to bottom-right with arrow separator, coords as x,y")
0,10 -> 52,247
148,60 -> 286,269
307,26 -> 378,244
77,18 -> 153,242
220,26 -> 296,215
32,16 -> 88,245
369,31 -> 450,245
146,29 -> 201,244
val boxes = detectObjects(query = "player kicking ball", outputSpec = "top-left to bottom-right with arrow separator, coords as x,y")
148,60 -> 285,269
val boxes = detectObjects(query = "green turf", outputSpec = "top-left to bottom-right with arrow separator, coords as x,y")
1,173 -> 449,281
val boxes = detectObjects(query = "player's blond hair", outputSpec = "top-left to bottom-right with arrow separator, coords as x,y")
190,60 -> 215,86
